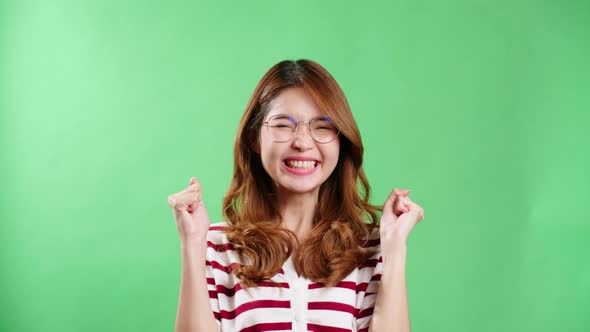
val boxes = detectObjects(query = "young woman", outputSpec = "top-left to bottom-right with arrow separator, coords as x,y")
167,59 -> 425,332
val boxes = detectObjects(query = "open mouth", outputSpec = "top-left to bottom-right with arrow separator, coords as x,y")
283,159 -> 320,170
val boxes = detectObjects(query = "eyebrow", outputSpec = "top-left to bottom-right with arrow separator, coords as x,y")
268,113 -> 329,120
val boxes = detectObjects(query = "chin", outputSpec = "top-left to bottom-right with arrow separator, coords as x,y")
279,182 -> 321,195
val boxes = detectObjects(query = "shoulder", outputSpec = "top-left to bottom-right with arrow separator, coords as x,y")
206,221 -> 231,245
367,224 -> 380,240
205,221 -> 242,265
208,221 -> 229,232
363,224 -> 382,261
364,224 -> 381,246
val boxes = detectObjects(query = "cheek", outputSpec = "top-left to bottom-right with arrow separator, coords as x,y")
259,141 -> 281,171
259,147 -> 273,170
323,144 -> 340,169
258,132 -> 271,160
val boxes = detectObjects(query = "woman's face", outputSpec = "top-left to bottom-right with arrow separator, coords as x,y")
257,87 -> 340,196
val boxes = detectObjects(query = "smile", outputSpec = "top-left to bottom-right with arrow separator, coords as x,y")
282,158 -> 320,175
285,160 -> 317,169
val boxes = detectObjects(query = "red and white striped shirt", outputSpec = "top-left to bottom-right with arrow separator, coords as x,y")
205,222 -> 383,332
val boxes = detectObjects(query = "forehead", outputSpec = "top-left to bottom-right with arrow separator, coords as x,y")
266,87 -> 323,119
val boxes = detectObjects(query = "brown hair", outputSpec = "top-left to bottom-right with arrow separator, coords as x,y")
222,59 -> 381,287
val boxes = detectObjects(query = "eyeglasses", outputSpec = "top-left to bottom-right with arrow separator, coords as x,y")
262,114 -> 340,144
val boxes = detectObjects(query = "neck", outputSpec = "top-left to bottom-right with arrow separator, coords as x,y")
277,187 -> 319,241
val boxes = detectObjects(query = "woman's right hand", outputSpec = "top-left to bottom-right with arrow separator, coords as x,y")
167,177 -> 211,243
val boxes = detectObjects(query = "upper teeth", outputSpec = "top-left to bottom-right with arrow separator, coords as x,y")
287,160 -> 316,169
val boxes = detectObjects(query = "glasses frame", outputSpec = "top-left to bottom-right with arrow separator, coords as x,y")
262,114 -> 340,144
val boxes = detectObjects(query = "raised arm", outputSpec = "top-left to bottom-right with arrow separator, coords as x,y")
369,244 -> 410,332
168,177 -> 220,332
175,239 -> 220,332
370,188 -> 424,332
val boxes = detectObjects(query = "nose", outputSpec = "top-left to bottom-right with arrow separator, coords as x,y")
291,124 -> 314,150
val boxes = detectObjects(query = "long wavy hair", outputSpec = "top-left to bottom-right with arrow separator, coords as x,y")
222,59 -> 381,287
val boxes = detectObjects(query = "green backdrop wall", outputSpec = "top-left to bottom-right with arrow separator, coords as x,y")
1,0 -> 588,331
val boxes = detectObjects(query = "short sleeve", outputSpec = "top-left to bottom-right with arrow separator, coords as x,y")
205,230 -> 222,327
355,251 -> 383,332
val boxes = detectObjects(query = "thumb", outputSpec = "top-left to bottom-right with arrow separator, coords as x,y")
188,177 -> 197,186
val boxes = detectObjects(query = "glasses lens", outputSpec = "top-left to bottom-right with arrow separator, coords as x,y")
267,115 -> 296,142
310,116 -> 338,143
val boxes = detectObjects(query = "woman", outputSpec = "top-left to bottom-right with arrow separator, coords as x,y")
167,59 -> 425,332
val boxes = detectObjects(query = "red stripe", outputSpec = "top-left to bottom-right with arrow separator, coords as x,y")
206,260 -> 285,276
207,241 -> 234,252
308,323 -> 352,332
308,281 -> 356,291
356,307 -> 374,319
362,239 -> 380,247
359,257 -> 382,269
206,260 -> 240,274
358,328 -> 369,332
240,322 -> 292,331
308,301 -> 355,315
216,281 -> 290,297
307,281 -> 373,295
208,290 -> 217,299
207,277 -> 215,285
209,225 -> 226,231
356,282 -> 368,293
219,300 -> 291,320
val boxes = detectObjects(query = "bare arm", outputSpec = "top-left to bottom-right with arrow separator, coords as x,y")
369,244 -> 410,332
174,239 -> 221,332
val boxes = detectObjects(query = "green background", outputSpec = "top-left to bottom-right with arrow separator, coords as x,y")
1,0 -> 588,331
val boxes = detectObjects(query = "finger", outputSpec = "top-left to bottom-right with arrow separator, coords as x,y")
382,188 -> 401,221
187,177 -> 201,191
401,196 -> 414,210
405,198 -> 424,221
187,198 -> 208,217
176,195 -> 197,211
401,189 -> 411,196
394,195 -> 410,214
167,195 -> 176,208
393,188 -> 411,197
401,197 -> 425,221
188,179 -> 203,210
169,188 -> 202,211
168,194 -> 188,211
190,180 -> 202,203
189,176 -> 197,186
413,206 -> 424,222
182,179 -> 202,200
388,188 -> 412,215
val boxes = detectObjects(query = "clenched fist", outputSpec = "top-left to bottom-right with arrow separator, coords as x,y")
167,177 -> 211,243
379,188 -> 425,254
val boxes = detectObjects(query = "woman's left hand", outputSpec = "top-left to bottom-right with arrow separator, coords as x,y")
379,188 -> 425,253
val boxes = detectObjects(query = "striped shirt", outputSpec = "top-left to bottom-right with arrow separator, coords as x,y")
205,222 -> 383,332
